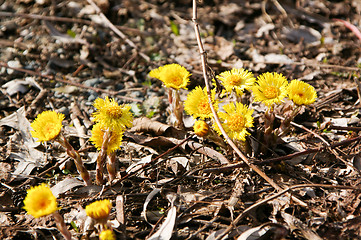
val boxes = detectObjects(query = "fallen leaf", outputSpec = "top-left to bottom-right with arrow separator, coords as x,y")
51,177 -> 84,197
148,206 -> 177,240
282,212 -> 322,240
236,225 -> 269,240
6,107 -> 45,180
148,193 -> 177,240
141,188 -> 161,226
126,154 -> 153,175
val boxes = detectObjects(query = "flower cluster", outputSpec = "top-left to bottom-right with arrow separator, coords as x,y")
23,63 -> 318,240
150,64 -> 317,144
30,96 -> 135,186
167,66 -> 317,144
252,72 -> 317,107
90,96 -> 133,154
90,97 -> 134,184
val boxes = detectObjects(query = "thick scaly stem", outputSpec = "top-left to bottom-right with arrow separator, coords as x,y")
107,151 -> 117,182
261,107 -> 276,153
56,133 -> 91,186
52,211 -> 72,240
277,105 -> 301,137
96,130 -> 112,185
168,88 -> 185,129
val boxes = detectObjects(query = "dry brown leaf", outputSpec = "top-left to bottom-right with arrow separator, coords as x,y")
281,212 -> 322,240
130,117 -> 186,139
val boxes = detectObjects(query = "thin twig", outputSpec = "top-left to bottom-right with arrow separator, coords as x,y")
196,124 -> 361,174
187,215 -> 220,240
256,134 -> 361,165
328,125 -> 361,131
0,11 -> 151,36
241,59 -> 361,72
11,158 -> 70,192
275,114 -> 330,146
217,183 -> 360,238
0,62 -> 142,102
112,136 -> 191,185
0,11 -> 92,24
86,0 -> 150,62
192,0 -> 307,209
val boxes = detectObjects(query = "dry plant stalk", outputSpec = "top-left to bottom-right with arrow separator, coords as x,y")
53,211 -> 72,240
107,152 -> 117,181
57,133 -> 91,186
95,130 -> 112,185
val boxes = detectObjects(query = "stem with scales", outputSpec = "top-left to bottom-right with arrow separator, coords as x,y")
56,133 -> 91,186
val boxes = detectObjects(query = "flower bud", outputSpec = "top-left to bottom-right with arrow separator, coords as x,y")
193,120 -> 209,137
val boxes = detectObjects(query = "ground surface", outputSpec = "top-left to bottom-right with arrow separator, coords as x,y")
1,0 -> 361,239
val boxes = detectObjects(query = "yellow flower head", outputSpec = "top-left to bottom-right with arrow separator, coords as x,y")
92,97 -> 133,131
149,64 -> 191,90
31,111 -> 64,142
99,229 -> 116,240
214,102 -> 254,141
85,199 -> 111,221
184,86 -> 218,119
193,120 -> 209,137
252,72 -> 288,107
288,80 -> 317,105
90,123 -> 123,154
216,68 -> 255,96
23,183 -> 59,218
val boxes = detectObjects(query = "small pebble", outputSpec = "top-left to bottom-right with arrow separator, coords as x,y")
58,106 -> 69,116
84,78 -> 100,87
7,60 -> 22,74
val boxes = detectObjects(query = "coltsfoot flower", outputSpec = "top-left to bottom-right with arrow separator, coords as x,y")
214,102 -> 254,141
193,120 -> 209,137
184,86 -> 218,119
287,80 -> 317,105
99,229 -> 116,240
85,199 -> 111,221
149,64 -> 191,90
31,111 -> 64,142
252,72 -> 288,107
90,123 -> 123,154
216,68 -> 255,96
92,97 -> 133,131
23,183 -> 59,218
